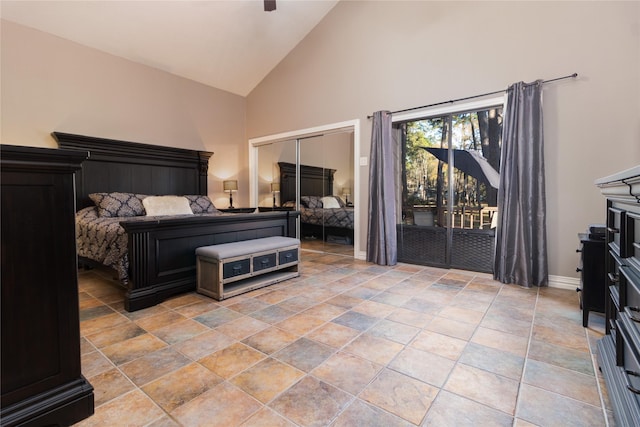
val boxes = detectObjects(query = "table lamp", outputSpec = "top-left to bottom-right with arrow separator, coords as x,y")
223,180 -> 238,208
342,187 -> 351,205
271,182 -> 280,208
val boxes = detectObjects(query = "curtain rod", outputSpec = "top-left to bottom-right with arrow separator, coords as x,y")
367,72 -> 578,119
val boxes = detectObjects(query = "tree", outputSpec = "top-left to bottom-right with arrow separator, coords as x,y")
399,107 -> 503,227
403,118 -> 443,204
477,108 -> 502,206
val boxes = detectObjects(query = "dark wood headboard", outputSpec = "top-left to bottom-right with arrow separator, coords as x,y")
53,132 -> 213,210
278,162 -> 336,204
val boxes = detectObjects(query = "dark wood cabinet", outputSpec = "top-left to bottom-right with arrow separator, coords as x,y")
596,166 -> 640,427
576,233 -> 606,327
1,145 -> 94,426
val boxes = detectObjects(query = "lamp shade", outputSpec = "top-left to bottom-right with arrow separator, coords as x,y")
271,183 -> 280,192
223,180 -> 238,191
342,187 -> 351,196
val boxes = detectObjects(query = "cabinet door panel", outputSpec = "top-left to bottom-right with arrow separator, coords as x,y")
626,212 -> 640,274
1,171 -> 79,405
608,206 -> 625,257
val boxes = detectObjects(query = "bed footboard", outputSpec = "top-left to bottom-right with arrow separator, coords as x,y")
121,211 -> 298,311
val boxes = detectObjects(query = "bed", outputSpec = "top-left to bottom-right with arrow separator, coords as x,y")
55,132 -> 298,311
278,162 -> 354,243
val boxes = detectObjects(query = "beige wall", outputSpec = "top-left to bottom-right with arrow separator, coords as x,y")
2,2 -> 639,280
247,1 -> 640,279
1,20 -> 247,208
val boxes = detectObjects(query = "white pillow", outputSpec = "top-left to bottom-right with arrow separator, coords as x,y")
143,196 -> 193,216
321,196 -> 340,209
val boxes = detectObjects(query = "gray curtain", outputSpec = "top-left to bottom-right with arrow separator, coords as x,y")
494,81 -> 548,287
367,110 -> 397,265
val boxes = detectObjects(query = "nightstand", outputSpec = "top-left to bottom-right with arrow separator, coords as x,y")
218,207 -> 256,213
576,232 -> 605,327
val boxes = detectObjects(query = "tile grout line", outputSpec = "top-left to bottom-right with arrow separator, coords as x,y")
510,285 -> 539,427
154,261 -> 386,426
412,271 -> 512,424
80,282 -> 172,426
247,261 -> 415,426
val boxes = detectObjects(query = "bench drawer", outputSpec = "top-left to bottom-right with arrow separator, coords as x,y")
279,248 -> 298,265
197,237 -> 300,301
223,258 -> 250,279
253,253 -> 277,272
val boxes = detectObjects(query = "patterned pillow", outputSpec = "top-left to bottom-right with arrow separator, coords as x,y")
89,192 -> 147,217
184,195 -> 219,214
300,196 -> 322,208
282,200 -> 296,208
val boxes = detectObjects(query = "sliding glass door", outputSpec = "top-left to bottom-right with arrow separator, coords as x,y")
396,106 -> 502,273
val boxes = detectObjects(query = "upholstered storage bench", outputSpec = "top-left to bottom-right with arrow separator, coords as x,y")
196,236 -> 300,300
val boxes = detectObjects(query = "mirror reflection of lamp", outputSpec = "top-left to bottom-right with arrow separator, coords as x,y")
223,180 -> 238,208
342,187 -> 351,205
271,182 -> 280,208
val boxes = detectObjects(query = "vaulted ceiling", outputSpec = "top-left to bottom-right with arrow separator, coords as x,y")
1,0 -> 339,96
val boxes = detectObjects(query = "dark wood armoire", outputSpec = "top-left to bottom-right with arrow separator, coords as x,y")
1,145 -> 94,426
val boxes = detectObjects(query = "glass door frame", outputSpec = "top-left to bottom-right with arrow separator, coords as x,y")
393,96 -> 505,271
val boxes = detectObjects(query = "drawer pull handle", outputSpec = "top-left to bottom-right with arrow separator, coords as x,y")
576,267 -> 582,273
261,259 -> 270,265
576,248 -> 582,253
284,254 -> 292,259
608,273 -> 619,283
624,370 -> 640,395
608,227 -> 620,234
627,306 -> 640,323
232,265 -> 243,275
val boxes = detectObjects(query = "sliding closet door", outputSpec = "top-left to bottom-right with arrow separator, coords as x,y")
256,139 -> 296,210
299,135 -> 328,252
255,131 -> 354,257
299,133 -> 354,256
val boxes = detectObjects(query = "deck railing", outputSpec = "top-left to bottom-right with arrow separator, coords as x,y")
409,205 -> 498,230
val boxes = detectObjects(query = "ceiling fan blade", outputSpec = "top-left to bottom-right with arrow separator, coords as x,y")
264,0 -> 276,12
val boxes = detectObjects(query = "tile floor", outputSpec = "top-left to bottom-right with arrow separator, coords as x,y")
75,251 -> 614,426
300,238 -> 354,256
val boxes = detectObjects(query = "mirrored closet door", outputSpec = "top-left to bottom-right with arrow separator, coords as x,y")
255,131 -> 354,257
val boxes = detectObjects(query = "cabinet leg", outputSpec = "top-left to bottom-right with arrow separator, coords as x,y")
583,308 -> 589,328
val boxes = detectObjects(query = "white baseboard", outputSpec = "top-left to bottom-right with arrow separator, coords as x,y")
354,253 -> 581,291
548,274 -> 580,290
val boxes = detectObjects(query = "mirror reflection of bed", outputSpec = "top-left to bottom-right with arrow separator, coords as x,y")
278,162 -> 354,256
